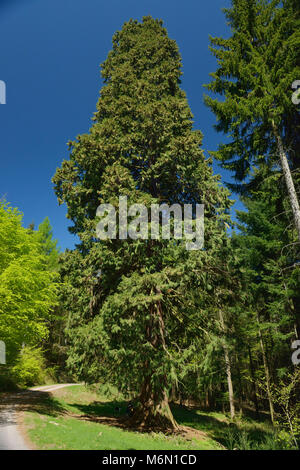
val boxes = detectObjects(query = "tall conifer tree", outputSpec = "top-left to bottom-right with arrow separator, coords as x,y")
205,0 -> 300,240
53,17 -> 230,429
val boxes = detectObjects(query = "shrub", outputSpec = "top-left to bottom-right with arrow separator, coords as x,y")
11,346 -> 47,387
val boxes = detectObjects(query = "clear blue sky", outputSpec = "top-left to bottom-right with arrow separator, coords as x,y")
0,0 -> 243,251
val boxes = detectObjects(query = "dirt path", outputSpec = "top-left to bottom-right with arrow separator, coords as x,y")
30,384 -> 80,393
0,402 -> 28,450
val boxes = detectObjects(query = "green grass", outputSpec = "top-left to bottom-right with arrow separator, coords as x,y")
22,385 -> 281,450
172,405 -> 281,450
25,413 -> 218,450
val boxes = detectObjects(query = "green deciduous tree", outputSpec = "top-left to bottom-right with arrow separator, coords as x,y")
0,202 -> 59,366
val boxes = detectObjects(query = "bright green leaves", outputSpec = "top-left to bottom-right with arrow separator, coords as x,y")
0,202 -> 59,364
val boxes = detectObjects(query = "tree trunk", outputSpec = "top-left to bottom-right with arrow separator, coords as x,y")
219,310 -> 235,419
134,375 -> 179,431
133,288 -> 179,431
272,121 -> 300,242
257,314 -> 275,424
248,346 -> 260,419
235,354 -> 243,414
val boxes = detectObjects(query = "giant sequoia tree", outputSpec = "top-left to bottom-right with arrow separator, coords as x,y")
53,17 -> 230,430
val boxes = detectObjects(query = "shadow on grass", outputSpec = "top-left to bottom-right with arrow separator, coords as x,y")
172,404 -> 231,446
67,400 -> 161,433
0,390 -> 65,417
171,404 -> 274,449
67,399 -> 230,443
69,399 -> 128,418
65,399 -> 274,448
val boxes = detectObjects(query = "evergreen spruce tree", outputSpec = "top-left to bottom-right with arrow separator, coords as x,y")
53,17 -> 230,430
205,0 -> 300,240
37,217 -> 60,271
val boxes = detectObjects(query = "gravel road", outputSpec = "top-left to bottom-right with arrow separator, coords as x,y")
0,384 -> 80,450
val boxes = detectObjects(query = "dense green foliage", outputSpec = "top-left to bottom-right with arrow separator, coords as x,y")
202,0 -> 300,445
0,0 -> 298,450
204,0 -> 300,194
0,203 -> 59,363
0,202 -> 59,388
53,16 -> 231,429
11,346 -> 50,387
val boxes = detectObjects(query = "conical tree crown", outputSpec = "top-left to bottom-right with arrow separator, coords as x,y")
53,16 -> 228,237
